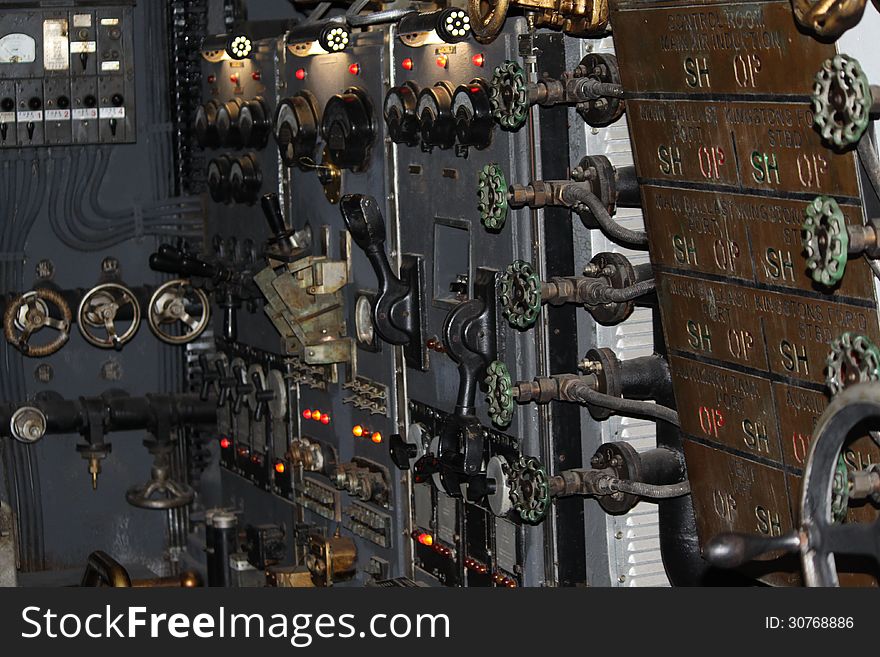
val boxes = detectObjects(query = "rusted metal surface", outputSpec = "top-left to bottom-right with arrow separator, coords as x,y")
611,0 -> 879,584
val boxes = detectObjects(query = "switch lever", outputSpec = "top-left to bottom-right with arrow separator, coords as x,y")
704,531 -> 802,569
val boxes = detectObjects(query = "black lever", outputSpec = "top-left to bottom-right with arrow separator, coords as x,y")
214,360 -> 235,408
704,531 -> 802,569
442,297 -> 495,418
150,244 -> 219,280
251,371 -> 275,422
389,433 -> 417,470
340,194 -> 415,346
231,364 -> 254,416
198,354 -> 219,401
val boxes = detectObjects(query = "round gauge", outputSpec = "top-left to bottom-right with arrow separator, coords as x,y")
383,82 -> 420,146
452,78 -> 493,149
194,100 -> 221,149
416,82 -> 456,149
0,33 -> 36,64
355,294 -> 375,347
274,91 -> 319,168
207,155 -> 232,203
229,153 -> 262,205
216,98 -> 244,148
239,97 -> 271,149
321,87 -> 375,171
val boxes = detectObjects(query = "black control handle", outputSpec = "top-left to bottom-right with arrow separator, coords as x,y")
704,531 -> 801,569
198,354 -> 219,402
251,371 -> 274,422
340,194 -> 413,346
389,433 -> 417,471
149,244 -> 217,279
214,360 -> 235,409
261,193 -> 287,237
231,364 -> 253,416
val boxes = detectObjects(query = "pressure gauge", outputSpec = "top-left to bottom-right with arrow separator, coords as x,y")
0,33 -> 36,64
321,87 -> 375,171
274,91 -> 319,168
207,155 -> 232,203
416,81 -> 456,149
216,97 -> 244,148
229,153 -> 262,205
194,100 -> 221,149
239,97 -> 271,149
452,78 -> 493,150
355,293 -> 377,350
383,82 -> 420,146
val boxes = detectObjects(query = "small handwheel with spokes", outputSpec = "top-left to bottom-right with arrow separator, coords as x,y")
147,279 -> 211,345
825,332 -> 880,396
501,260 -> 542,329
489,60 -> 530,130
812,54 -> 872,148
485,360 -> 514,427
509,455 -> 550,524
78,283 -> 141,349
3,288 -> 72,357
478,163 -> 510,231
802,195 -> 849,287
126,449 -> 195,510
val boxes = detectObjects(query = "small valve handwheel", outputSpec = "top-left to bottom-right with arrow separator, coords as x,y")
3,288 -> 72,357
478,163 -> 510,230
489,61 -> 530,131
802,195 -> 849,287
831,454 -> 850,523
792,0 -> 872,39
78,283 -> 141,349
501,260 -> 542,329
826,332 -> 880,396
147,279 -> 211,345
467,0 -> 510,44
485,360 -> 514,427
812,54 -> 872,148
126,452 -> 195,510
509,455 -> 550,524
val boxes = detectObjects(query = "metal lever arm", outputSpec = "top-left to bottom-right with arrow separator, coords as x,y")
704,531 -> 803,569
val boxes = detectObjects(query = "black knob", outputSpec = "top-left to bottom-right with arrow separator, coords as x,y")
111,93 -> 124,107
1,97 -> 14,112
703,531 -> 801,569
28,97 -> 42,111
389,434 -> 417,470
340,194 -> 387,251
260,193 -> 286,237
56,95 -> 70,110
84,95 -> 97,108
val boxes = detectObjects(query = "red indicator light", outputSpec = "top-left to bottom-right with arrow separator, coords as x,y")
220,437 -> 231,449
251,71 -> 261,81
401,58 -> 414,71
321,415 -> 331,425
371,432 -> 382,444
207,75 -> 216,84
417,533 -> 433,546
229,74 -> 239,84
274,461 -> 286,474
295,68 -> 306,81
302,409 -> 312,419
348,63 -> 360,76
435,55 -> 448,69
472,53 -> 485,67
352,425 -> 365,437
312,410 -> 322,422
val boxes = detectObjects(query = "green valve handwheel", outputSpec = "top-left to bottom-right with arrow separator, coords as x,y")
500,260 -> 541,329
489,60 -> 530,130
485,360 -> 514,427
478,163 -> 509,230
803,195 -> 849,287
831,453 -> 850,524
509,456 -> 550,524
826,332 -> 880,396
812,54 -> 872,148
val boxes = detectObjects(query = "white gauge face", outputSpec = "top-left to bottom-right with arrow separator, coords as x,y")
207,160 -> 222,182
452,89 -> 475,119
0,33 -> 36,64
383,91 -> 404,120
355,295 -> 375,346
416,92 -> 439,121
228,161 -> 243,186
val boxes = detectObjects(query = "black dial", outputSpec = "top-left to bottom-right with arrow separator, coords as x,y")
229,153 -> 262,205
383,82 -> 420,146
194,99 -> 221,149
416,82 -> 455,149
453,78 -> 493,150
274,91 -> 319,169
215,97 -> 244,148
321,87 -> 375,171
239,97 -> 272,149
207,155 -> 233,203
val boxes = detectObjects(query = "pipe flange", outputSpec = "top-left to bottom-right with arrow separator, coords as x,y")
501,260 -> 541,329
572,53 -> 625,127
478,163 -> 509,230
812,54 -> 872,148
509,455 -> 550,524
489,60 -> 530,130
826,332 -> 880,396
485,360 -> 514,427
803,195 -> 849,287
467,0 -> 509,44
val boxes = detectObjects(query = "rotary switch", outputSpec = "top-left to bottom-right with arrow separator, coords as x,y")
321,88 -> 375,171
216,98 -> 245,148
229,153 -> 262,205
452,78 -> 493,152
194,99 -> 221,149
274,91 -> 319,169
207,155 -> 233,203
239,97 -> 272,149
416,81 -> 456,150
383,82 -> 420,146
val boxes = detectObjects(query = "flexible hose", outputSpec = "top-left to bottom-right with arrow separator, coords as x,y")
567,380 -> 680,427
595,278 -> 655,304
563,185 -> 649,247
608,478 -> 691,499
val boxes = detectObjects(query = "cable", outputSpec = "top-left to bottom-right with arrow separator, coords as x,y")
594,278 -> 655,304
607,478 -> 691,499
562,185 -> 649,247
567,380 -> 680,427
